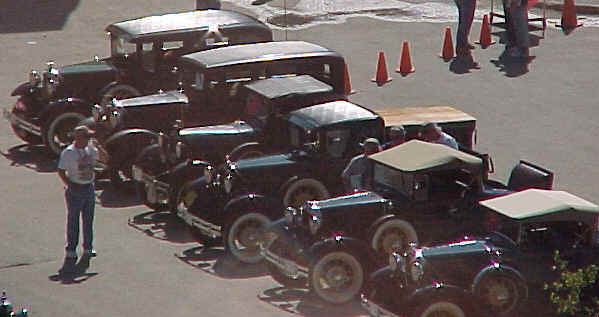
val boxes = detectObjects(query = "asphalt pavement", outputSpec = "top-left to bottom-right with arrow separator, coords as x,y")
1,0 -> 598,316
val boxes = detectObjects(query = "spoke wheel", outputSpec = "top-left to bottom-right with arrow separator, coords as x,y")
416,300 -> 466,317
309,251 -> 364,304
371,219 -> 418,255
283,178 -> 329,208
225,212 -> 271,264
475,272 -> 522,316
44,112 -> 86,156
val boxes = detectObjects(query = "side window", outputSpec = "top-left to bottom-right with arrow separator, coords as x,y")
326,129 -> 350,158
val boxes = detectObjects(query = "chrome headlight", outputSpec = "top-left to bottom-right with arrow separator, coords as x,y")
309,213 -> 322,235
389,252 -> 406,272
158,132 -> 165,147
175,141 -> 184,159
29,70 -> 41,86
410,260 -> 424,281
284,207 -> 297,225
92,104 -> 102,122
204,165 -> 214,183
224,175 -> 233,194
108,110 -> 120,129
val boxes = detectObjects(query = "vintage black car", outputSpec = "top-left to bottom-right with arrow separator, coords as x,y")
259,140 -> 553,304
175,107 -> 479,264
4,9 -> 272,155
89,41 -> 348,185
361,189 -> 599,317
131,75 -> 342,210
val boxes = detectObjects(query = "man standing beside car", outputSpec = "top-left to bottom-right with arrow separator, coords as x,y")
342,138 -> 381,193
57,126 -> 105,259
421,122 -> 459,150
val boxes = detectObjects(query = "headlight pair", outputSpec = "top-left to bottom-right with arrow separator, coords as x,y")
389,252 -> 407,273
284,207 -> 299,226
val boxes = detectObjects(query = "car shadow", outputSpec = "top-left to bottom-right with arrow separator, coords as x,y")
48,255 -> 98,284
0,0 -> 80,34
258,286 -> 367,317
1,144 -> 57,173
127,210 -> 194,244
175,245 -> 268,279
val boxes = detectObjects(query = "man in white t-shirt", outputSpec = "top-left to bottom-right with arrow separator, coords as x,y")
341,138 -> 382,193
421,122 -> 459,150
57,125 -> 100,259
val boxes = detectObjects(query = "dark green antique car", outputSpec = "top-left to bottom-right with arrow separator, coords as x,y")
361,189 -> 599,317
260,141 -> 553,304
175,106 -> 479,265
89,41 -> 348,186
4,9 -> 272,155
131,75 -> 342,210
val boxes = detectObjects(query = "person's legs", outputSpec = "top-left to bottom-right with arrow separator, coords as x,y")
81,185 -> 95,252
512,0 -> 530,50
502,0 -> 516,48
65,188 -> 83,253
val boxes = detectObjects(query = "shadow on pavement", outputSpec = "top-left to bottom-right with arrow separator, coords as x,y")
258,286 -> 367,317
96,180 -> 141,208
127,210 -> 193,243
1,144 -> 57,173
175,245 -> 268,279
48,255 -> 98,284
449,54 -> 481,74
0,0 -> 80,34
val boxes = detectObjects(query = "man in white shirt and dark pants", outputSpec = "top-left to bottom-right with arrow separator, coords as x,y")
57,125 -> 100,259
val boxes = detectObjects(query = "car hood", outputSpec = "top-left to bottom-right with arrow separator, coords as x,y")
310,191 -> 387,213
232,152 -> 300,179
59,59 -> 116,77
178,121 -> 258,155
422,239 -> 494,259
118,91 -> 188,108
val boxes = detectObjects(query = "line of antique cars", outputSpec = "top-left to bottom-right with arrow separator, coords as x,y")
5,8 -> 599,317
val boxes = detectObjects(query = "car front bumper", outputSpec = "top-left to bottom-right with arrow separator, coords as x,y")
3,107 -> 42,136
132,164 -> 169,205
261,242 -> 309,280
175,196 -> 223,239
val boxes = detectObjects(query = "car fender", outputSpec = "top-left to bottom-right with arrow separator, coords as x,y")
104,128 -> 159,166
367,214 -> 399,238
227,141 -> 264,161
169,159 -> 210,184
308,236 -> 375,273
40,97 -> 91,123
11,82 -> 34,96
279,176 -> 301,196
223,193 -> 283,221
471,264 -> 528,301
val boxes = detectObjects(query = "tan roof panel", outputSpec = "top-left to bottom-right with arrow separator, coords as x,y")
480,189 -> 599,220
369,140 -> 482,172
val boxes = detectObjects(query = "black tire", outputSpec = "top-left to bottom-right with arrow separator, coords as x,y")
473,271 -> 524,316
265,237 -> 307,289
223,212 -> 271,264
414,299 -> 467,317
44,112 -> 87,156
100,84 -> 141,106
371,219 -> 419,255
282,178 -> 330,208
309,250 -> 364,304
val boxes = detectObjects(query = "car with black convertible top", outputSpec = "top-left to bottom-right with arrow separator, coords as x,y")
259,140 -> 553,304
4,9 -> 272,155
361,188 -> 599,317
176,106 -> 479,264
88,40 -> 349,186
131,75 -> 342,210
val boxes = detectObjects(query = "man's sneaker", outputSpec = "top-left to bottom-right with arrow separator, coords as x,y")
65,250 -> 77,258
84,249 -> 97,257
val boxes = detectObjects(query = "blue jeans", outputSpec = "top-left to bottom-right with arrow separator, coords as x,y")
65,183 -> 95,252
503,0 -> 530,48
454,0 -> 477,48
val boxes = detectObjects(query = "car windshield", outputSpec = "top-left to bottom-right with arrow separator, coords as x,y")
110,34 -> 136,57
514,221 -> 595,251
374,162 -> 413,197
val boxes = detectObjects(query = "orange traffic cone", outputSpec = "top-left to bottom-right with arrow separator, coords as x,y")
396,41 -> 415,76
371,51 -> 392,86
343,63 -> 356,95
475,14 -> 496,48
557,0 -> 582,31
440,27 -> 455,61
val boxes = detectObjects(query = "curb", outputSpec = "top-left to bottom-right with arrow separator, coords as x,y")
540,1 -> 599,15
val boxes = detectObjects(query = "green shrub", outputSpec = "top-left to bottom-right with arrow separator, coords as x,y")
544,250 -> 599,316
